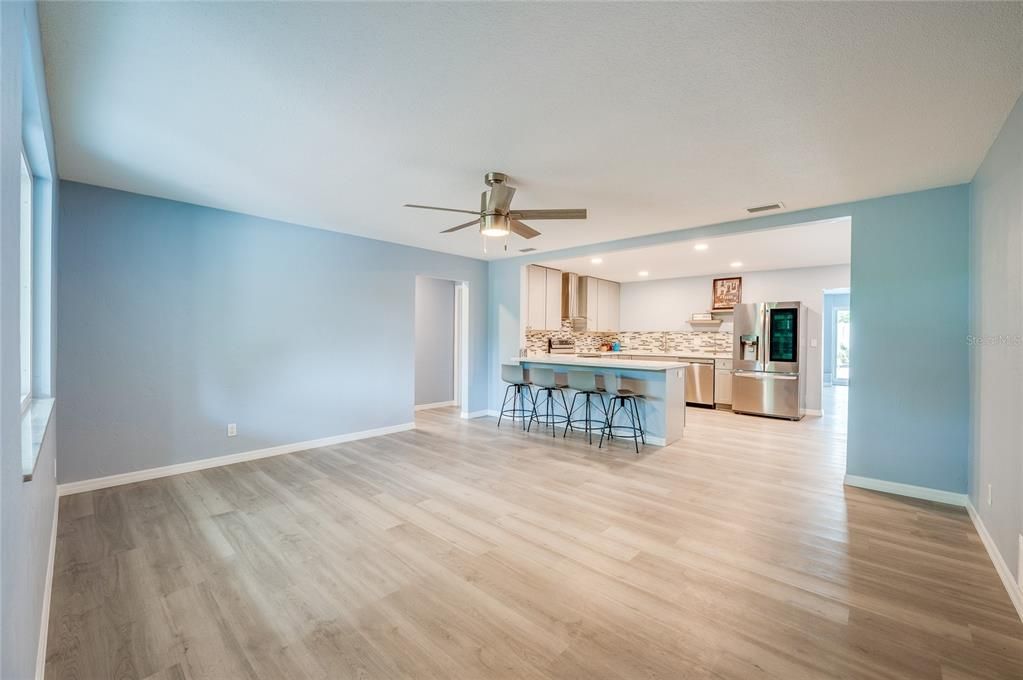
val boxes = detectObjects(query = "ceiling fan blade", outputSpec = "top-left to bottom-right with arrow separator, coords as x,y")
486,184 -> 516,213
405,203 -> 480,216
508,209 -> 587,220
509,219 -> 541,239
440,218 -> 480,234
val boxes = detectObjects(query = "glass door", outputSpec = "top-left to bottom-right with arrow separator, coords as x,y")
834,307 -> 850,385
767,307 -> 798,364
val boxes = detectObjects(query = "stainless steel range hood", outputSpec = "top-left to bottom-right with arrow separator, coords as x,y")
561,272 -> 588,331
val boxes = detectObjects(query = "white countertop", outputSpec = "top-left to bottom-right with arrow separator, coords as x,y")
580,350 -> 731,360
515,355 -> 690,371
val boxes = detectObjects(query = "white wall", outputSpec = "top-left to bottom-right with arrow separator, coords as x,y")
621,264 -> 850,412
620,264 -> 850,332
2,3 -> 60,679
969,93 -> 1022,592
414,276 -> 456,406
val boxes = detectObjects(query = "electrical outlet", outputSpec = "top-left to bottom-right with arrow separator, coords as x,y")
227,423 -> 237,437
987,483 -> 993,507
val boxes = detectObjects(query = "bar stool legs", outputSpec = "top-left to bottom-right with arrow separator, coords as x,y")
498,382 -> 534,430
527,387 -> 570,437
599,395 -> 646,454
563,391 -> 609,445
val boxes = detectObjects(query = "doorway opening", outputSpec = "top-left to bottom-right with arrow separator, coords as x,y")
823,288 -> 850,387
822,287 -> 850,430
414,276 -> 468,413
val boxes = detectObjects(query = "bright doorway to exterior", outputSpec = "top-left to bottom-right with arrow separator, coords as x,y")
834,307 -> 850,385
824,288 -> 850,387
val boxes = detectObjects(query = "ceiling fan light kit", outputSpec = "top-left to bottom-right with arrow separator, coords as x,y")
480,213 -> 510,237
404,171 -> 587,249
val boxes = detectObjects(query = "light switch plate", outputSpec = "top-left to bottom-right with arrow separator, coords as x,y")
810,338 -> 818,348
227,423 -> 237,437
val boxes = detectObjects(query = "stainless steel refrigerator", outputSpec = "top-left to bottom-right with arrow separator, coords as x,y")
731,302 -> 806,420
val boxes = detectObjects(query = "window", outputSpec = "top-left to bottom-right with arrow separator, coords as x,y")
20,151 -> 33,410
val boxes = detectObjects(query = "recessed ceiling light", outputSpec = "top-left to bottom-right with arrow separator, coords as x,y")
590,257 -> 603,264
694,243 -> 709,251
638,271 -> 649,277
730,261 -> 743,268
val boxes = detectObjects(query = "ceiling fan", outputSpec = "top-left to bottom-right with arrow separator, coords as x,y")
404,171 -> 587,241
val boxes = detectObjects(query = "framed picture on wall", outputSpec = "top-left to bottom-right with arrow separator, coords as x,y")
712,276 -> 742,310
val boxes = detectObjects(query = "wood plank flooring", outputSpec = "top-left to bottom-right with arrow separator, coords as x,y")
45,388 -> 1023,679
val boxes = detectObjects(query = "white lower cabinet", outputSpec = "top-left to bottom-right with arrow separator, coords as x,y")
714,358 -> 733,406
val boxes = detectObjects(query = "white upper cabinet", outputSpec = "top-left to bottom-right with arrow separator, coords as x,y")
526,265 -> 563,331
545,268 -> 562,331
527,265 -> 547,329
581,277 -> 620,332
599,278 -> 620,332
584,277 -> 599,329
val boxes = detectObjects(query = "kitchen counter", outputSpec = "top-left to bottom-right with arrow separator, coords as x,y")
512,356 -> 687,445
580,350 -> 730,360
514,355 -> 690,371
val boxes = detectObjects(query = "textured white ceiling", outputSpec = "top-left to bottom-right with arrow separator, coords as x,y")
543,218 -> 851,283
39,2 -> 1022,260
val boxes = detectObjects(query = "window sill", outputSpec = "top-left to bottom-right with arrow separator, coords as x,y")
22,397 -> 54,482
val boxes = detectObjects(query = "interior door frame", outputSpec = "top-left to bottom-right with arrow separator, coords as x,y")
454,281 -> 469,409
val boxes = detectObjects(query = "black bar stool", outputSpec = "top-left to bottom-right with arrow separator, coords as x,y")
563,371 -> 608,445
498,364 -> 534,430
599,374 -> 646,454
527,367 -> 570,437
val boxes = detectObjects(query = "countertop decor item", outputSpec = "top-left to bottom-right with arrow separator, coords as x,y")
712,276 -> 742,310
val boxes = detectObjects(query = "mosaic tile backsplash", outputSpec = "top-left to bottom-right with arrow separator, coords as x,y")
524,320 -> 732,355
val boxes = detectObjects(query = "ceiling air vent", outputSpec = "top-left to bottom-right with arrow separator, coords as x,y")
519,247 -> 537,253
747,202 -> 785,214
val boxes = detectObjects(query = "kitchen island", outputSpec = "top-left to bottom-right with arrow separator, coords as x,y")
513,355 -> 688,445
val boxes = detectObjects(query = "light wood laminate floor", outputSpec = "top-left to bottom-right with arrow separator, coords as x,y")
45,388 -> 1023,679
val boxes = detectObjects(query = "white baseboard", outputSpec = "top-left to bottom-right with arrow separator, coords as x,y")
36,492 -> 59,679
461,409 -> 498,419
414,400 -> 456,411
844,474 -> 967,507
57,422 -> 416,496
967,501 -> 1023,622
804,409 -> 823,417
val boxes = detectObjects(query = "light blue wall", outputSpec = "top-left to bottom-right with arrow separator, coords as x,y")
823,292 -> 850,384
57,181 -> 488,483
969,93 -> 1022,582
414,276 -> 455,406
1,2 -> 60,679
490,185 -> 971,494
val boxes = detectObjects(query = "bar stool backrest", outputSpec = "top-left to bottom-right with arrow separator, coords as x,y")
603,373 -> 645,396
501,363 -> 528,385
603,373 -> 646,396
530,367 -> 557,389
567,371 -> 598,392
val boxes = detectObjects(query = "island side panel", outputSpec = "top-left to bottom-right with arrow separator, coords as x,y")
662,365 -> 685,445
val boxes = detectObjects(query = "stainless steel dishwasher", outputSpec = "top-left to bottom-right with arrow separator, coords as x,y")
642,355 -> 716,407
683,359 -> 715,407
